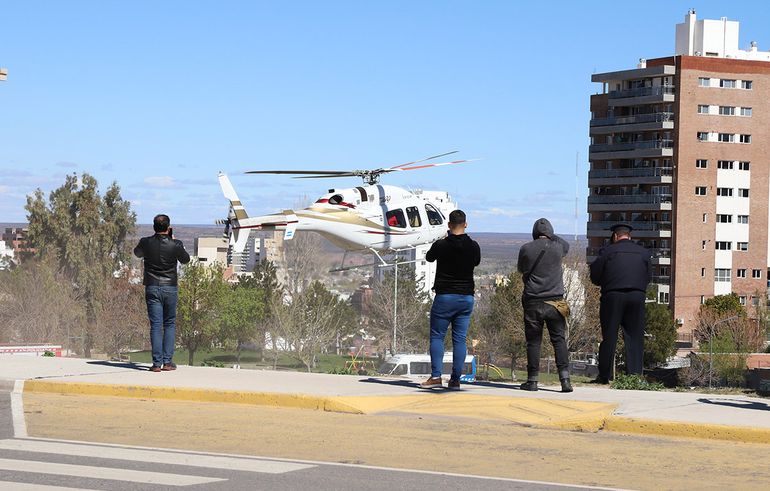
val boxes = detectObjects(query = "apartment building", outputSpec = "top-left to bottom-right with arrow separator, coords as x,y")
588,10 -> 770,335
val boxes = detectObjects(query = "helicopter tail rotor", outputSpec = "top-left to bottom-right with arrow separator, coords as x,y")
217,172 -> 252,253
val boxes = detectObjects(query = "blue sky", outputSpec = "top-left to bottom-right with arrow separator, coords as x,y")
1,1 -> 768,233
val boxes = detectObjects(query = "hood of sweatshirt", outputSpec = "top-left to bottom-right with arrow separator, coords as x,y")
447,232 -> 473,248
531,218 -> 554,240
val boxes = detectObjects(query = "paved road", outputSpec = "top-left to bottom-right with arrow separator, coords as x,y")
0,388 -> 617,491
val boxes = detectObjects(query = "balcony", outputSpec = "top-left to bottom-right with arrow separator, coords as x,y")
587,194 -> 672,211
607,86 -> 675,107
589,139 -> 673,160
586,221 -> 672,239
590,112 -> 675,135
651,275 -> 670,285
588,167 -> 673,185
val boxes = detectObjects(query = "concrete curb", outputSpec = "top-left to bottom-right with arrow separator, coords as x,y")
603,416 -> 770,444
22,379 -> 770,443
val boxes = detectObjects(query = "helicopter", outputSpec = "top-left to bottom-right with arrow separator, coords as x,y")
217,151 -> 474,268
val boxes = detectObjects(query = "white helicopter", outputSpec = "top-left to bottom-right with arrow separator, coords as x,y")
217,151 -> 474,268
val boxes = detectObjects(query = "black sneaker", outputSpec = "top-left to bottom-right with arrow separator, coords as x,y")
560,378 -> 574,393
520,381 -> 538,391
447,379 -> 461,390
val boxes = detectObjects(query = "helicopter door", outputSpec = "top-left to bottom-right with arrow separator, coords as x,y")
425,204 -> 443,227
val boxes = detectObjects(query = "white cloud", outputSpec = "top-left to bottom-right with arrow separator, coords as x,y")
474,207 -> 527,218
144,176 -> 176,188
0,185 -> 10,194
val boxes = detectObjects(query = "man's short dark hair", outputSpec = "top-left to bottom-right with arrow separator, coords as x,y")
448,210 -> 466,225
153,214 -> 170,233
612,225 -> 631,236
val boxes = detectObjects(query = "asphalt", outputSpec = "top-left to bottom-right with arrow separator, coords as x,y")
2,356 -> 770,443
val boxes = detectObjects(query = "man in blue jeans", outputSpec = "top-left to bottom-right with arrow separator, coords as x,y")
420,210 -> 481,390
134,214 -> 190,372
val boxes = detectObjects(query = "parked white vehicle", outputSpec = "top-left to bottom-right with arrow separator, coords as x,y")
378,353 -> 477,382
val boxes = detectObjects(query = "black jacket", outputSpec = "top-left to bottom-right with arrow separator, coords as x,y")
426,233 -> 481,295
589,238 -> 652,293
133,234 -> 191,286
517,218 -> 569,301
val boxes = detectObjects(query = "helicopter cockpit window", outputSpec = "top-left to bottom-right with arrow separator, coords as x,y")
406,207 -> 422,228
386,209 -> 406,228
425,204 -> 443,225
328,194 -> 344,205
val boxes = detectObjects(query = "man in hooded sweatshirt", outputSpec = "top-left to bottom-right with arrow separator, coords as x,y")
419,209 -> 481,390
517,218 -> 572,392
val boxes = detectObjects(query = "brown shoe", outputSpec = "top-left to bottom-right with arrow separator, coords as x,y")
447,379 -> 461,390
419,377 -> 443,389
161,363 -> 177,371
150,365 -> 162,372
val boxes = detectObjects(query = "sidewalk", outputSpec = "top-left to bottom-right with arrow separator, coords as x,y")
3,356 -> 770,443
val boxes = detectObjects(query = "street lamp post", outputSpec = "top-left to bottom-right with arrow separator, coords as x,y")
709,315 -> 740,389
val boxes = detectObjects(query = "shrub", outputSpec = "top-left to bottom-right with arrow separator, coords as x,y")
611,373 -> 664,391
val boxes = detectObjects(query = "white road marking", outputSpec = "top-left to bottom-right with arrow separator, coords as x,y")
20,437 -> 634,490
0,458 -> 223,486
11,380 -> 27,438
0,439 -> 314,474
0,481 -> 90,490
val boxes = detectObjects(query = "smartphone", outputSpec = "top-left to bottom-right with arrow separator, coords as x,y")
168,227 -> 173,239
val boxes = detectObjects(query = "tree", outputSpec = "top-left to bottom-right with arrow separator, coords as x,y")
272,281 -> 356,371
240,260 -> 283,362
219,282 -> 266,364
0,257 -> 83,347
368,266 -> 431,354
97,272 -> 147,359
481,270 -> 527,372
643,301 -> 677,368
24,173 -> 136,356
562,253 -> 602,355
177,260 -> 227,366
283,231 -> 326,295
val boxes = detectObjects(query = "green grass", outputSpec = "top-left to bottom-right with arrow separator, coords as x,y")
125,349 -> 378,373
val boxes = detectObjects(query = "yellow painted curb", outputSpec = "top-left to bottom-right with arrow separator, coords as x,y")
604,416 -> 770,444
23,380 -> 363,414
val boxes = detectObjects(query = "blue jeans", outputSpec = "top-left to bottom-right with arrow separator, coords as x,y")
145,286 -> 178,366
429,294 -> 474,379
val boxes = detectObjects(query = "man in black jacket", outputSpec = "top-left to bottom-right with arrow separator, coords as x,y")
419,210 -> 481,390
134,214 -> 191,372
517,218 -> 572,392
589,223 -> 652,383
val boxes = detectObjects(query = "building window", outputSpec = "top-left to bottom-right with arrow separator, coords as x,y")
753,269 -> 762,279
719,106 -> 736,116
695,186 -> 707,196
658,291 -> 669,304
717,160 -> 734,170
737,242 -> 748,251
701,268 -> 706,277
702,240 -> 707,250
702,213 -> 708,223
753,296 -> 759,306
739,161 -> 750,171
737,269 -> 747,278
741,80 -> 753,89
716,187 -> 732,197
697,132 -> 710,141
737,215 -> 749,224
715,269 -> 731,282
720,79 -> 737,88
698,104 -> 710,114
716,214 -> 732,223
739,188 -> 749,198
715,241 -> 732,250
740,134 -> 752,143
739,296 -> 747,306
699,77 -> 711,87
696,159 -> 708,168
700,295 -> 706,305
740,107 -> 752,117
718,133 -> 734,143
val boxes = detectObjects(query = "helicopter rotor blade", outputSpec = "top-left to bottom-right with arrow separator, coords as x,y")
292,173 -> 358,179
245,170 -> 352,175
387,158 -> 478,173
388,150 -> 459,170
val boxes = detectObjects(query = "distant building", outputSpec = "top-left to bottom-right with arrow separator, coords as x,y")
0,239 -> 15,270
194,236 -> 229,266
2,228 -> 33,261
588,10 -> 770,337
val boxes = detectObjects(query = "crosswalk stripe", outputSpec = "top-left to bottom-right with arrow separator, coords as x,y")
0,481 -> 90,490
0,439 -> 314,474
0,458 -> 224,486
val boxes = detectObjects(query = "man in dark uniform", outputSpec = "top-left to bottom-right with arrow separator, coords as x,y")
134,214 -> 191,372
589,223 -> 651,383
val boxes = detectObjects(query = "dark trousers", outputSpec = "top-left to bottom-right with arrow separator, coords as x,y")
145,285 -> 179,366
523,299 -> 570,381
598,290 -> 646,380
